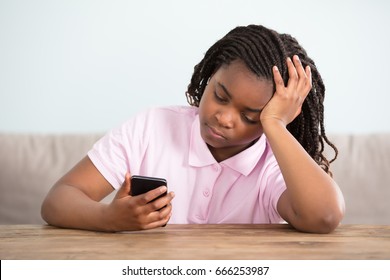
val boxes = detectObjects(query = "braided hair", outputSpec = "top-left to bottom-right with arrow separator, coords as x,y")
186,24 -> 338,174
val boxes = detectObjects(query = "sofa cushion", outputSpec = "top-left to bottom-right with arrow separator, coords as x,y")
326,134 -> 390,224
0,134 -> 102,224
0,133 -> 389,225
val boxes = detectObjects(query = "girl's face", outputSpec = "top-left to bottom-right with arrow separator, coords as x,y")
198,60 -> 274,162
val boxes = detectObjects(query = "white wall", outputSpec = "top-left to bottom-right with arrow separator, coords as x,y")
1,0 -> 389,133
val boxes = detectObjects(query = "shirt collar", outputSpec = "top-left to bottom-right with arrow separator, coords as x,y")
189,116 -> 268,176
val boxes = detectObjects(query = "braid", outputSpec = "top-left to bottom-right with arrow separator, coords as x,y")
280,33 -> 338,174
186,25 -> 338,174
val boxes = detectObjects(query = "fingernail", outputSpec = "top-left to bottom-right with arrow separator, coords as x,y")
273,65 -> 279,71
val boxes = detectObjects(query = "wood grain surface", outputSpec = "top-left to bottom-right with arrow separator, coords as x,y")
1,224 -> 389,260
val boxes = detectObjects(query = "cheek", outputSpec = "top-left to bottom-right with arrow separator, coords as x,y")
198,98 -> 207,121
198,91 -> 214,116
238,124 -> 263,142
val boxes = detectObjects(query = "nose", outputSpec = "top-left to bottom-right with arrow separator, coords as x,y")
216,109 -> 234,128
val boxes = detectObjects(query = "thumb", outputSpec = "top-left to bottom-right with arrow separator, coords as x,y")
115,172 -> 131,199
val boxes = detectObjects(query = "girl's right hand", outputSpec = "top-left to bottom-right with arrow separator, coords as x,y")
105,173 -> 174,231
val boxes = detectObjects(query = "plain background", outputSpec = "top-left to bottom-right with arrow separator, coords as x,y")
1,0 -> 389,133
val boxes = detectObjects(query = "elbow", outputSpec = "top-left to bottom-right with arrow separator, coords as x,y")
292,204 -> 345,234
40,194 -> 58,226
309,205 -> 345,234
318,197 -> 346,233
40,197 -> 51,224
299,191 -> 346,234
313,210 -> 344,234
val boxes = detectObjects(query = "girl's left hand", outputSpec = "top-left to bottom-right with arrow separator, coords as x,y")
260,55 -> 312,127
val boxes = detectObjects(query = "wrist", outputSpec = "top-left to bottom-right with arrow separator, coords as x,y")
261,117 -> 286,133
100,203 -> 117,232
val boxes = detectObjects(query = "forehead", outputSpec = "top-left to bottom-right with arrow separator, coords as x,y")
212,60 -> 274,107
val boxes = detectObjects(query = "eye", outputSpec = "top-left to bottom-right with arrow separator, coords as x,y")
214,91 -> 227,103
242,113 -> 259,125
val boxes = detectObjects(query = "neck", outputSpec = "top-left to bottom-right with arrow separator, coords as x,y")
207,139 -> 259,162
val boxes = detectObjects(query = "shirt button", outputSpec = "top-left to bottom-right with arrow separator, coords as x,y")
203,189 -> 210,197
212,165 -> 220,172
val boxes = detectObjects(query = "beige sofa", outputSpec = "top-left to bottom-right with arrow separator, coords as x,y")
0,133 -> 389,225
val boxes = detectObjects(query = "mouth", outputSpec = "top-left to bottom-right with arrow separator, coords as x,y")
206,124 -> 227,140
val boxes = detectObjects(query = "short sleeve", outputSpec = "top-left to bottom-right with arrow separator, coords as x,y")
262,161 -> 287,223
87,109 -> 152,189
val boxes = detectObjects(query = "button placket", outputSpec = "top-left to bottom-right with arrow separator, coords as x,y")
212,164 -> 220,172
190,164 -> 221,223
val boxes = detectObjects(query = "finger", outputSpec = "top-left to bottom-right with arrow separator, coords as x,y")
158,202 -> 173,218
272,65 -> 285,93
144,214 -> 172,229
293,55 -> 312,99
294,55 -> 310,84
157,203 -> 173,227
299,65 -> 312,100
116,172 -> 131,198
286,57 -> 299,88
159,203 -> 173,227
142,204 -> 173,229
305,65 -> 312,93
147,191 -> 175,212
136,186 -> 168,205
293,55 -> 307,79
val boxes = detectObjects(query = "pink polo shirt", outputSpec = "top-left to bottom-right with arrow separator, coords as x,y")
88,106 -> 286,224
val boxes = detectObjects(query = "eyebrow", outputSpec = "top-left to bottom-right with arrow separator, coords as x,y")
217,82 -> 262,113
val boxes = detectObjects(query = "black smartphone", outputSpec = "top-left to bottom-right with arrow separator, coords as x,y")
130,175 -> 168,200
130,175 -> 168,227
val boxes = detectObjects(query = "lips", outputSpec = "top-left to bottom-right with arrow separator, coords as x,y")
206,124 -> 227,140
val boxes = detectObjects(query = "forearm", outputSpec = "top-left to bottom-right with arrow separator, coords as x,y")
41,184 -> 113,232
263,120 -> 345,232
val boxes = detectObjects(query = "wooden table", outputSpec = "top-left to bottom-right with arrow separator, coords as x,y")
1,224 -> 389,260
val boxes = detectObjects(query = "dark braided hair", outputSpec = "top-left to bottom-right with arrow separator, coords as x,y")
186,24 -> 338,174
